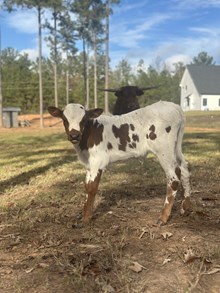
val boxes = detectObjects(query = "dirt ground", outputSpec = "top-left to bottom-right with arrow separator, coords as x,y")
0,115 -> 220,293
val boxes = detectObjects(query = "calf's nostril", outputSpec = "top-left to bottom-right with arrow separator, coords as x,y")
69,133 -> 80,141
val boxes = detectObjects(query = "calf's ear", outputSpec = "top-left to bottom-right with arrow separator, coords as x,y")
87,108 -> 104,118
48,106 -> 63,118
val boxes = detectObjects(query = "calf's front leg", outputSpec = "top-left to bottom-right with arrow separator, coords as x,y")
83,170 -> 102,222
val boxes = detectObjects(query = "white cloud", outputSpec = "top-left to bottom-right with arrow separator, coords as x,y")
170,0 -> 220,9
5,9 -> 53,60
165,54 -> 191,71
110,26 -> 220,71
189,26 -> 220,37
20,48 -> 38,60
113,0 -> 150,14
110,13 -> 171,49
6,10 -> 38,34
6,8 -> 53,34
109,0 -> 220,70
20,36 -> 50,61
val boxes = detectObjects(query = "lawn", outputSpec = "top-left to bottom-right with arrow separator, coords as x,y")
185,110 -> 220,129
0,112 -> 220,292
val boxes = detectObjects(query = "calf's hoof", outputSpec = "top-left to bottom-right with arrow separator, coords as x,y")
180,197 -> 191,215
156,218 -> 167,226
82,214 -> 93,223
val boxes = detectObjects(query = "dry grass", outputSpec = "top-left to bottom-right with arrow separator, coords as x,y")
185,110 -> 220,129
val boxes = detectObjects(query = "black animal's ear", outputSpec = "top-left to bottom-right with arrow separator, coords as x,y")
48,106 -> 63,118
136,88 -> 144,96
114,90 -> 121,97
86,108 -> 104,118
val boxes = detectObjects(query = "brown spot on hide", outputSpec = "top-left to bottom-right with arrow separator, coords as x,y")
149,132 -> 157,140
175,167 -> 181,180
146,134 -> 149,139
62,116 -> 70,133
166,126 -> 171,133
132,134 -> 139,142
79,119 -> 104,150
149,125 -> 155,132
112,123 -> 130,151
171,180 -> 179,191
107,142 -> 113,150
130,124 -> 135,131
148,124 -> 157,140
129,142 -> 136,149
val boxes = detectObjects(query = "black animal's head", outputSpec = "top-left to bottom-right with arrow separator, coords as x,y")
100,85 -> 159,115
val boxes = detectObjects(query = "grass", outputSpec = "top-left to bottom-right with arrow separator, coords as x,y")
0,112 -> 220,292
185,110 -> 220,128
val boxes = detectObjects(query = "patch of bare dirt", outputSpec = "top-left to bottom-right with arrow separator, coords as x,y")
18,114 -> 62,128
0,114 -> 62,133
0,164 -> 220,293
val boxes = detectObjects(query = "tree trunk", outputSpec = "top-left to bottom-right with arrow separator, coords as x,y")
93,31 -> 97,108
54,62 -> 58,107
104,0 -> 109,113
86,45 -> 90,109
82,38 -> 87,106
38,6 -> 44,128
53,12 -> 58,107
66,54 -> 69,105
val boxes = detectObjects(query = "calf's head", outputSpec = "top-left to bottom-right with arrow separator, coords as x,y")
48,104 -> 103,144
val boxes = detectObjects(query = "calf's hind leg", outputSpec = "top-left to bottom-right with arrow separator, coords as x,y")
158,169 -> 180,225
156,153 -> 181,225
83,170 -> 102,222
179,158 -> 191,215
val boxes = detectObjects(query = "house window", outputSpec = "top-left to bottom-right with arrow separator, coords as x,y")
203,98 -> 207,107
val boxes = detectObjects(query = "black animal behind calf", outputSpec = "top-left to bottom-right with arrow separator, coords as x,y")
100,85 -> 159,115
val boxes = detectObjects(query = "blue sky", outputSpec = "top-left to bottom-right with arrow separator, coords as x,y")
1,0 -> 220,70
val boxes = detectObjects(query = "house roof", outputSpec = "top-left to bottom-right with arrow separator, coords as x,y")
186,64 -> 220,95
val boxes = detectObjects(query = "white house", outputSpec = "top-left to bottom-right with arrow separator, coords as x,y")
180,65 -> 220,111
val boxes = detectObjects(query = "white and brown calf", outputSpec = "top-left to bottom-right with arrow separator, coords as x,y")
48,101 -> 191,225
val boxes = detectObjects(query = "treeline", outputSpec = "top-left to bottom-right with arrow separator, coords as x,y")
1,47 -> 187,113
2,48 -> 215,114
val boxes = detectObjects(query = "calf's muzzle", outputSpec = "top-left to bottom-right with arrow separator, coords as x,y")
68,130 -> 81,144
